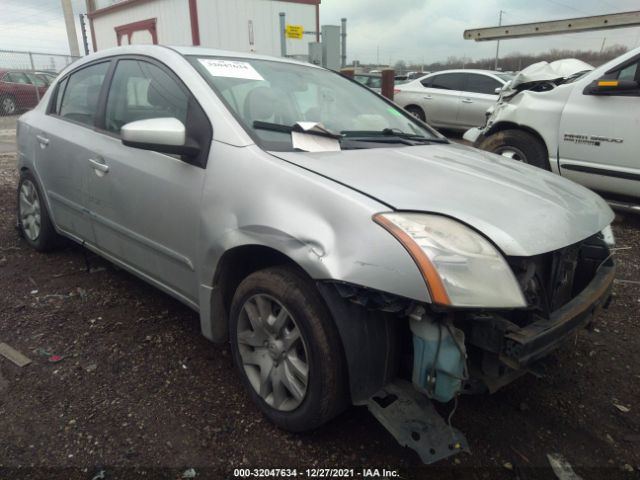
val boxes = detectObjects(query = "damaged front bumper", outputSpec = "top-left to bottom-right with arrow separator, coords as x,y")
502,263 -> 614,369
318,235 -> 615,464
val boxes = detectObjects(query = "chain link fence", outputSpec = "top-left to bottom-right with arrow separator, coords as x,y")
0,49 -> 80,117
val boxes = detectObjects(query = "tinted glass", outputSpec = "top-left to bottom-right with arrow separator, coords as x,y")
7,72 -> 29,84
428,73 -> 466,91
25,73 -> 47,87
368,76 -> 382,88
618,61 -> 638,81
105,60 -> 188,133
465,74 -> 502,95
59,62 -> 109,126
54,77 -> 68,114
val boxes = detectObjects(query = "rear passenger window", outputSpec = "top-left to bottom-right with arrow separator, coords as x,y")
427,73 -> 466,91
465,74 -> 502,95
59,62 -> 109,126
105,60 -> 188,134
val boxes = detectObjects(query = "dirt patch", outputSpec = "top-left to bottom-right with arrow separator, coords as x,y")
0,153 -> 638,479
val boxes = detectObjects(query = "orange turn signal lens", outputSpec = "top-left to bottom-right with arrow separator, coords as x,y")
598,80 -> 619,87
374,214 -> 451,306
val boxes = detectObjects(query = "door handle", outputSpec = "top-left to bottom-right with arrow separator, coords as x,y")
423,95 -> 433,100
36,134 -> 49,146
89,158 -> 109,174
461,98 -> 473,103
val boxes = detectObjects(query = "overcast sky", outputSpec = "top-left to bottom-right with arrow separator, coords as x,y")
1,0 -> 639,65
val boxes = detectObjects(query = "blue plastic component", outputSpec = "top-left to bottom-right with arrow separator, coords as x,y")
410,319 -> 465,403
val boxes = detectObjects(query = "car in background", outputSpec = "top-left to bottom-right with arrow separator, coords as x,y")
394,69 -> 513,130
33,70 -> 59,85
354,73 -> 382,92
466,49 -> 639,211
0,69 -> 49,115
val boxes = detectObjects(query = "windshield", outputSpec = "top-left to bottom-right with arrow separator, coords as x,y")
188,56 -> 443,151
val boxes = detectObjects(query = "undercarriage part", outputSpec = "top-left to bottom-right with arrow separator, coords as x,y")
317,282 -> 400,404
367,380 -> 469,464
410,316 -> 466,403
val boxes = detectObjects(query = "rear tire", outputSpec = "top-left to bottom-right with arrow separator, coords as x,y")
478,129 -> 549,170
17,171 -> 62,252
229,265 -> 347,432
405,105 -> 426,122
1,95 -> 17,116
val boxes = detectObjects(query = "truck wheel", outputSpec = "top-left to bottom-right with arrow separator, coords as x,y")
1,95 -> 17,116
405,105 -> 426,122
17,171 -> 61,252
229,266 -> 347,432
479,129 -> 549,170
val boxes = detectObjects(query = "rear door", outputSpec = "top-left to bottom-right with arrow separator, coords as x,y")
419,73 -> 465,128
558,55 -> 640,199
85,57 -> 211,303
457,73 -> 502,129
34,61 -> 111,244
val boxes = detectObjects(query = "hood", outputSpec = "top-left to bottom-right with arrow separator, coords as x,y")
272,143 -> 613,257
504,58 -> 594,93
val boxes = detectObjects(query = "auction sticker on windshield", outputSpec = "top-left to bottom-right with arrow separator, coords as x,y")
198,59 -> 264,80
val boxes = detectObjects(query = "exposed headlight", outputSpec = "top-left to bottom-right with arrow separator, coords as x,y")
600,225 -> 615,248
374,213 -> 527,308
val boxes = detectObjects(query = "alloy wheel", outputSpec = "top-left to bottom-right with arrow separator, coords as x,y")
236,294 -> 310,412
19,179 -> 42,241
2,97 -> 16,115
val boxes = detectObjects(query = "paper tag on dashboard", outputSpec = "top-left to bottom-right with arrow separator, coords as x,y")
291,131 -> 341,152
198,59 -> 264,81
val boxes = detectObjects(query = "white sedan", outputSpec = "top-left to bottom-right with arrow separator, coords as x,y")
394,69 -> 513,131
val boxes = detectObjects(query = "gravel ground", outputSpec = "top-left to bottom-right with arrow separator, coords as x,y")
0,151 -> 639,480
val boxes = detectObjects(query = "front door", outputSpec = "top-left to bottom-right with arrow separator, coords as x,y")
558,55 -> 640,199
85,58 -> 209,303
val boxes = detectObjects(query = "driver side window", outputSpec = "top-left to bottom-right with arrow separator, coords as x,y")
105,59 -> 188,134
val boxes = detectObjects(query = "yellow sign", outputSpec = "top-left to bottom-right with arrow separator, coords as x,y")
286,24 -> 304,39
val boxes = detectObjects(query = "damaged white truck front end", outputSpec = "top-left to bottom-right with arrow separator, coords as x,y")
465,48 -> 640,210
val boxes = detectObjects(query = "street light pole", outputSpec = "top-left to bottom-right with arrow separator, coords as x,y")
494,10 -> 504,70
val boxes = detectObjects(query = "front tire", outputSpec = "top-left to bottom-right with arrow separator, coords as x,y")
229,266 -> 347,432
478,129 -> 549,170
17,171 -> 61,251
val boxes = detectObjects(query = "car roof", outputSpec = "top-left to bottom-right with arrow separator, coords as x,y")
60,44 -> 324,78
424,69 -> 507,76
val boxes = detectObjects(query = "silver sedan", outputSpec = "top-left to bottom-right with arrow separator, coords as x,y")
394,69 -> 513,131
16,45 -> 613,463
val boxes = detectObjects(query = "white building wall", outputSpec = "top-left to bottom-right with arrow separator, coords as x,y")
196,0 -> 316,56
92,0 -> 192,50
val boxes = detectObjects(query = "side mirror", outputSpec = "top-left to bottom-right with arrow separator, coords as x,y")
583,78 -> 639,95
121,118 -> 199,157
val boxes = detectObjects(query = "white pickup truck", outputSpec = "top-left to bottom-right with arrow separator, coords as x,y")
464,46 -> 640,212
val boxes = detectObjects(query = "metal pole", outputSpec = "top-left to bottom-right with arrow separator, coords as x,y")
279,12 -> 287,58
340,18 -> 347,68
494,10 -> 503,70
79,14 -> 90,55
381,69 -> 394,101
61,0 -> 81,57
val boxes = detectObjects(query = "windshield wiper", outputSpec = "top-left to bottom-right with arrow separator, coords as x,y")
341,128 -> 448,144
253,121 -> 342,139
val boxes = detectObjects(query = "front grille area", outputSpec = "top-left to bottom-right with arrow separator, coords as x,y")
506,233 -> 611,319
